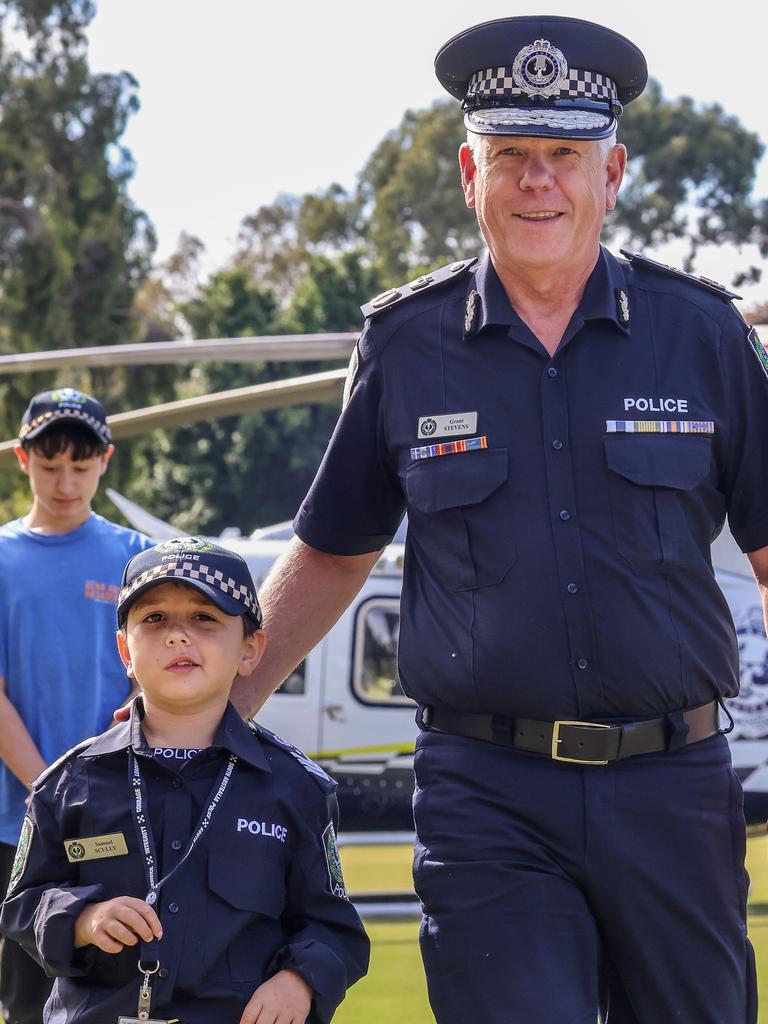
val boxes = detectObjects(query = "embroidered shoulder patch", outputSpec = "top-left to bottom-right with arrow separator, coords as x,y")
7,815 -> 33,894
322,821 -> 348,899
748,326 -> 768,379
361,258 -> 480,319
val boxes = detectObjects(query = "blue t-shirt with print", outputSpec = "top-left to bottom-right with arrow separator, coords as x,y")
0,514 -> 151,844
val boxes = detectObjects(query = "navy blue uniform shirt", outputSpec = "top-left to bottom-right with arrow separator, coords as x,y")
295,248 -> 768,720
0,702 -> 369,1023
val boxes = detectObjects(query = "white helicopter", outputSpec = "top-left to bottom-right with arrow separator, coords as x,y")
2,333 -> 768,828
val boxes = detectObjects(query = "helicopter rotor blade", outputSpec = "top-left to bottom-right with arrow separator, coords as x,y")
0,334 -> 356,375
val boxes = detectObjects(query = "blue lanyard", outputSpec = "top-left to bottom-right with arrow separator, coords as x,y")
128,748 -> 238,907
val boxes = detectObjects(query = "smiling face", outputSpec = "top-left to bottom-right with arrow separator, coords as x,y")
15,443 -> 113,533
117,582 -> 264,717
459,134 -> 626,282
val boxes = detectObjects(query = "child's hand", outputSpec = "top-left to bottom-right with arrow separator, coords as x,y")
240,969 -> 313,1024
74,895 -> 163,953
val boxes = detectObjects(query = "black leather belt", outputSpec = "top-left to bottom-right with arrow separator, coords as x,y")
419,701 -> 720,765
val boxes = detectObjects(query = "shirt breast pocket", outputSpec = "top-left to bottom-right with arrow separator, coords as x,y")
603,433 -> 712,568
405,448 -> 514,590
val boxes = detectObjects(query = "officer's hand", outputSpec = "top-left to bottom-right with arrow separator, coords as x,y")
112,705 -> 131,724
240,969 -> 313,1024
74,896 -> 163,954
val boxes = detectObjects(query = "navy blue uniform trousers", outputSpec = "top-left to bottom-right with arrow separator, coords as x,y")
413,729 -> 756,1024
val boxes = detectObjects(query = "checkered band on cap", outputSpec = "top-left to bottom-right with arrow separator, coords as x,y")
467,66 -> 617,104
18,407 -> 112,443
119,559 -> 261,622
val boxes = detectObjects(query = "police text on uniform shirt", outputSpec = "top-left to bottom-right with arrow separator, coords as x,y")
236,818 -> 288,842
623,397 -> 688,413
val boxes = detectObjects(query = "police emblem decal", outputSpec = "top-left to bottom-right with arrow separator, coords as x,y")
512,38 -> 569,98
67,841 -> 86,860
322,822 -> 347,899
7,815 -> 33,894
420,417 -> 437,437
50,387 -> 87,406
156,537 -> 214,555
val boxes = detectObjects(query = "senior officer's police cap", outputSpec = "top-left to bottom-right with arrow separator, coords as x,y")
117,537 -> 262,628
434,15 -> 647,140
18,388 -> 112,446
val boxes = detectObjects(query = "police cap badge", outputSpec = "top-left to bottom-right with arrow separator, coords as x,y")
435,16 -> 647,140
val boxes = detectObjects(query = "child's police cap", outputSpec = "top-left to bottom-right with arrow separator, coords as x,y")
18,388 -> 112,445
118,538 -> 262,628
434,15 -> 647,140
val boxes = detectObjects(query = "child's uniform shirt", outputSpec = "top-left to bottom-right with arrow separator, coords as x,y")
0,701 -> 370,1023
0,514 -> 151,845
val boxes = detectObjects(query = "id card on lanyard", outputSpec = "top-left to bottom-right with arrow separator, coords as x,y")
122,748 -> 238,1022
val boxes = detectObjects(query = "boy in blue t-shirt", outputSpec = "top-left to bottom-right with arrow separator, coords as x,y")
0,388 -> 150,1024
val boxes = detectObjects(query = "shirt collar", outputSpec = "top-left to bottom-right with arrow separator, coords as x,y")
80,698 -> 271,774
469,246 -> 631,338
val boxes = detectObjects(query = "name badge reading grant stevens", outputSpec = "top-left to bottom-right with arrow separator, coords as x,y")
418,411 -> 477,439
65,832 -> 128,863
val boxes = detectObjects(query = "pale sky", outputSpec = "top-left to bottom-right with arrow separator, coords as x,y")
87,0 -> 768,305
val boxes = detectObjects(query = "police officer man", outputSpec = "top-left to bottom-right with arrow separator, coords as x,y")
232,16 -> 768,1023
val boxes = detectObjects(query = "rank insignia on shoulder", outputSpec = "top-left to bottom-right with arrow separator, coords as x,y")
615,288 -> 630,325
463,288 -> 481,339
361,258 -> 479,319
620,250 -> 741,300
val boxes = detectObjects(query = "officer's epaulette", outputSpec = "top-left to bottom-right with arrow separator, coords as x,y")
620,250 -> 741,301
361,257 -> 480,319
31,735 -> 97,790
247,718 -> 335,790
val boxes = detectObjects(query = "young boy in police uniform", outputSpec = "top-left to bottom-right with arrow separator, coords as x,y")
0,388 -> 150,1024
0,539 -> 369,1024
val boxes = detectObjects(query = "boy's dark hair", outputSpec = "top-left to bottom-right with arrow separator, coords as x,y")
21,422 -> 109,461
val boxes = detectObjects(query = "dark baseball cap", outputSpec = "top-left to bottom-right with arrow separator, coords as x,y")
435,15 -> 647,140
18,388 -> 112,446
118,537 -> 262,628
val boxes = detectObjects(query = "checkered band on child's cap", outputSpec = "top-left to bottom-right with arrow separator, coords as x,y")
18,407 -> 112,444
117,540 -> 262,627
466,66 -> 616,104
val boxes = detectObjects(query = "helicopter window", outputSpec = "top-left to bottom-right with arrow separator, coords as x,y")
276,660 -> 305,695
352,598 -> 414,707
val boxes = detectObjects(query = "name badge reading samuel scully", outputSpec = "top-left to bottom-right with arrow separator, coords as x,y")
65,832 -> 128,863
418,411 -> 477,440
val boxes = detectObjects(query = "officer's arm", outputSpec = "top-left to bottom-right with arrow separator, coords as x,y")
747,546 -> 768,636
0,677 -> 47,787
230,538 -> 382,718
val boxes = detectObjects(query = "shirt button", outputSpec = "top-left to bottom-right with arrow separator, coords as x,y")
171,779 -> 181,789
158,968 -> 169,979
168,902 -> 180,914
171,840 -> 182,851
577,658 -> 589,670
567,582 -> 578,594
559,510 -> 571,521
547,367 -> 558,378
552,439 -> 563,450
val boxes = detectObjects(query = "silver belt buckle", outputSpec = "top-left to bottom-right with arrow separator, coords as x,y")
551,720 -> 612,764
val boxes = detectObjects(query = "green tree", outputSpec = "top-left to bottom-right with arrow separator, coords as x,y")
0,0 -> 159,520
